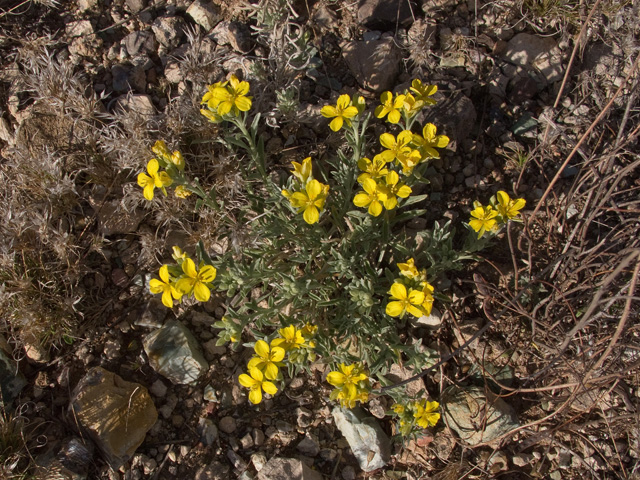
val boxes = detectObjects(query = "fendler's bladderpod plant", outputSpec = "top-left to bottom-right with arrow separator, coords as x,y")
137,76 -> 525,438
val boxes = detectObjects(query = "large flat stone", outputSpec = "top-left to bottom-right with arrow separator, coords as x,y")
69,367 -> 157,468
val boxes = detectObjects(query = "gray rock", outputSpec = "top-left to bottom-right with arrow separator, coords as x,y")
187,0 -> 222,31
0,349 -> 27,407
149,379 -> 167,398
143,320 -> 208,385
66,20 -> 103,58
210,21 -> 251,53
125,0 -> 147,13
332,407 -> 390,472
219,415 -> 236,433
415,307 -> 443,328
152,16 -> 186,49
342,37 -> 401,93
114,94 -> 156,116
257,457 -> 323,480
296,435 -> 320,457
357,0 -> 414,29
341,466 -> 356,480
504,33 -> 564,85
68,367 -> 158,468
123,31 -> 157,57
442,386 -> 519,446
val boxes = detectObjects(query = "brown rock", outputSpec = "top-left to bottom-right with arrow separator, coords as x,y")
69,367 -> 158,467
342,37 -> 401,93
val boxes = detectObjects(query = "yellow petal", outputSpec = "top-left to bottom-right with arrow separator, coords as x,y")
353,193 -> 371,208
182,258 -> 197,278
149,279 -> 165,294
306,179 -> 323,199
336,94 -> 351,109
262,380 -> 278,396
143,184 -> 155,200
303,205 -> 319,224
329,117 -> 343,132
386,301 -> 404,317
368,201 -> 383,217
254,340 -> 270,359
159,265 -> 170,283
389,283 -> 407,300
193,282 -> 211,302
270,346 -> 285,362
137,172 -> 151,188
264,363 -> 280,380
388,110 -> 401,124
326,371 -> 346,387
235,96 -> 252,111
161,289 -> 174,308
147,158 -> 159,175
199,265 -> 217,283
379,133 -> 395,149
422,123 -> 437,140
239,373 -> 257,388
321,105 -> 338,118
248,388 -> 262,404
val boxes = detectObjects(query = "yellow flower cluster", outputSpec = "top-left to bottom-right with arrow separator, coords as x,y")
392,398 -> 440,435
137,140 -> 191,200
469,190 -> 526,238
320,94 -> 365,131
327,363 -> 370,408
149,246 -> 217,307
375,79 -> 438,123
200,75 -> 252,122
386,258 -> 434,319
239,324 -> 316,404
282,157 -> 330,224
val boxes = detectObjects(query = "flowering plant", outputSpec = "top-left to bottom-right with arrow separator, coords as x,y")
136,76 -> 525,438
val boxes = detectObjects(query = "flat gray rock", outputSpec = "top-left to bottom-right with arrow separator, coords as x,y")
143,320 -> 208,385
332,407 -> 390,472
442,385 -> 519,446
504,33 -> 564,84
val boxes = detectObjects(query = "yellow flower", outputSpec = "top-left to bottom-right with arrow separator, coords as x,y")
172,246 -> 188,264
238,367 -> 278,404
374,91 -> 406,124
247,340 -> 285,380
402,93 -> 424,116
175,258 -> 217,302
200,108 -> 224,124
351,94 -> 366,114
321,94 -> 360,132
379,130 -> 414,164
149,265 -> 182,308
174,185 -> 191,198
392,403 -> 405,414
409,80 -> 438,105
496,191 -> 526,220
469,203 -> 498,238
386,283 -> 426,318
381,171 -> 411,210
170,151 -> 185,171
327,363 -> 369,408
420,281 -> 435,316
291,157 -> 312,184
413,400 -> 440,428
353,178 -> 387,217
211,75 -> 252,116
289,179 -> 329,224
201,80 -> 228,109
357,155 -> 389,184
137,158 -> 172,200
272,325 -> 305,351
413,123 -> 449,159
397,258 -> 419,279
152,140 -> 171,162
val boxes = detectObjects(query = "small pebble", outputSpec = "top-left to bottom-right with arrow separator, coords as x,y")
219,416 -> 237,434
342,466 -> 356,480
150,379 -> 167,397
240,433 -> 254,449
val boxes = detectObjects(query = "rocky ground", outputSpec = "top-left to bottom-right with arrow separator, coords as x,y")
0,0 -> 639,479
